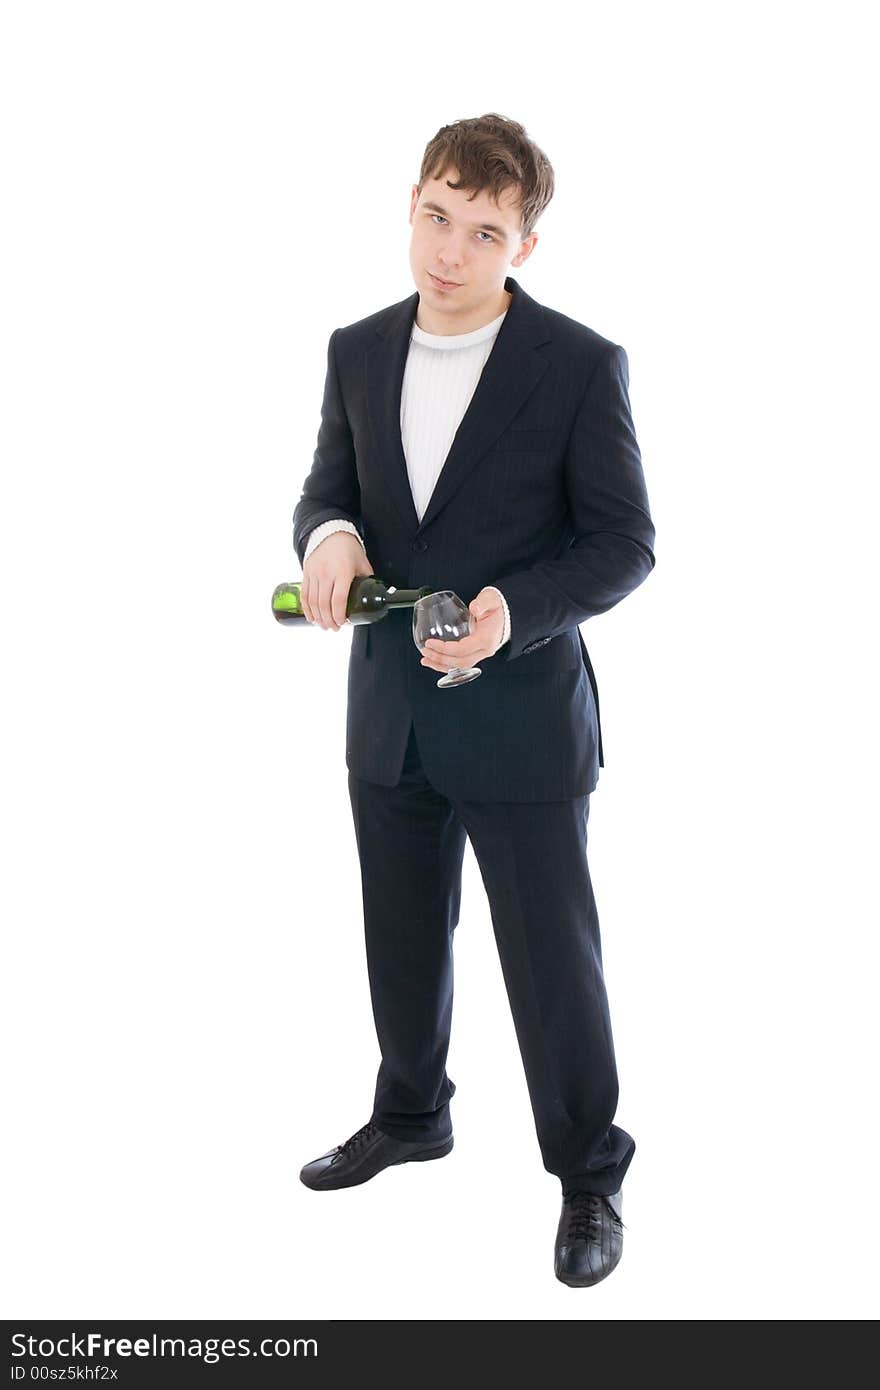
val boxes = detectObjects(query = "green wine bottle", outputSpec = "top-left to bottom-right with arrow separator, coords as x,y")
272,576 -> 434,626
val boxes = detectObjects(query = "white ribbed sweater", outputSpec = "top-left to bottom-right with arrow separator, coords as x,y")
303,305 -> 512,646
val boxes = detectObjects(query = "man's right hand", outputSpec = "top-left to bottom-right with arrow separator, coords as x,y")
301,532 -> 375,630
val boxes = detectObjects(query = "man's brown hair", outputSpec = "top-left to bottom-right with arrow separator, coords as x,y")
417,113 -> 555,243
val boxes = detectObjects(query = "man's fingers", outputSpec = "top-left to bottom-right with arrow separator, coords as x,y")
421,643 -> 486,671
302,573 -> 346,629
423,639 -> 478,660
308,575 -> 322,625
318,577 -> 336,630
301,575 -> 314,623
421,656 -> 485,671
330,576 -> 348,628
308,575 -> 329,628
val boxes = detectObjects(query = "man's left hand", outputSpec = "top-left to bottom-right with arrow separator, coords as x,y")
420,588 -> 506,673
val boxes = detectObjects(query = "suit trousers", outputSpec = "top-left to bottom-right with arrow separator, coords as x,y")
346,718 -> 636,1197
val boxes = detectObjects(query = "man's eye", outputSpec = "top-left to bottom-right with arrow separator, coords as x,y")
429,214 -> 494,244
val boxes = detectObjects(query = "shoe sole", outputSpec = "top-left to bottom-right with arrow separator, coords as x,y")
393,1134 -> 454,1165
554,1255 -> 622,1288
300,1134 -> 454,1190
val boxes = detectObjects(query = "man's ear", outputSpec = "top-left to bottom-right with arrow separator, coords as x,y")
513,233 -> 538,267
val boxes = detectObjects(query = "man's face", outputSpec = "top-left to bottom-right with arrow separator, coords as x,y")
408,165 -> 537,326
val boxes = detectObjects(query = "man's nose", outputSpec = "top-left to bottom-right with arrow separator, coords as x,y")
438,239 -> 466,269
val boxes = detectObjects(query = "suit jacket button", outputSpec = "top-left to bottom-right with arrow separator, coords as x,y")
411,538 -> 428,552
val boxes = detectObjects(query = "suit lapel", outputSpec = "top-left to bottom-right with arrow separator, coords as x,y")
364,275 -> 551,536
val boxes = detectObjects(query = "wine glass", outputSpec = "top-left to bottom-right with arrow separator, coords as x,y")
412,591 -> 482,688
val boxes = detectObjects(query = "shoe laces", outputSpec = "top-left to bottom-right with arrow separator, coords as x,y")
335,1120 -> 378,1159
563,1190 -> 626,1242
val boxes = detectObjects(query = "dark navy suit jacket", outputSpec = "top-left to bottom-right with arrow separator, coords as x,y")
292,275 -> 656,802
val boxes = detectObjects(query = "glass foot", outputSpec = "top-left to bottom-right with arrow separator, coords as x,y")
437,666 -> 482,688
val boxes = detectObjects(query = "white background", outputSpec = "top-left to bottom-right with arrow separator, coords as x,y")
2,0 -> 877,1321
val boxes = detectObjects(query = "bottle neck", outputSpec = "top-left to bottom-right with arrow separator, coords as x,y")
385,586 -> 434,609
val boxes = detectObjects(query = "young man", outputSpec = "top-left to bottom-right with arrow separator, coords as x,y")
292,114 -> 656,1287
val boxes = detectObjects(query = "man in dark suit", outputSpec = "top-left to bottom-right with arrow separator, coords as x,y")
292,114 -> 655,1287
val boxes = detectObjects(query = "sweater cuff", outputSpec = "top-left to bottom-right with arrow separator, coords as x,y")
484,585 -> 511,647
303,518 -> 366,564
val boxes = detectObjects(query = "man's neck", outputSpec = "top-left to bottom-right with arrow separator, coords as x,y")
416,288 -> 512,336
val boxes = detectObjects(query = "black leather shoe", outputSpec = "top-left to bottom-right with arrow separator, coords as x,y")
554,1188 -> 626,1287
299,1119 -> 454,1191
